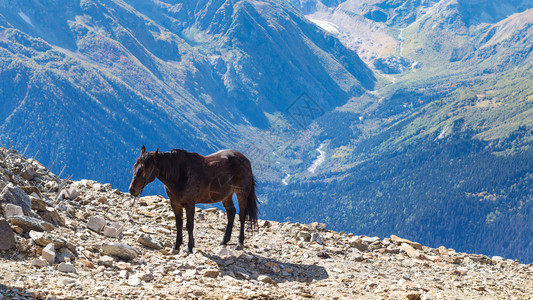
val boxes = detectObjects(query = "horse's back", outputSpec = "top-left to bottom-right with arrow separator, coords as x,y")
205,149 -> 250,167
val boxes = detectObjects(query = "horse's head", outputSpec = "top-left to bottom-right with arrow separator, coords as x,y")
129,145 -> 159,196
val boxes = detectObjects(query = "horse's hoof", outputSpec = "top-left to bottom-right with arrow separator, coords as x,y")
171,248 -> 180,254
185,248 -> 193,253
220,241 -> 228,246
235,244 -> 243,251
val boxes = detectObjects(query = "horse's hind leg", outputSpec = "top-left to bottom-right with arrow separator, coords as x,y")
236,191 -> 248,249
221,196 -> 236,245
185,202 -> 195,253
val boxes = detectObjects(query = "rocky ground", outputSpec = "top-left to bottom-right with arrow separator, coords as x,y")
0,147 -> 532,300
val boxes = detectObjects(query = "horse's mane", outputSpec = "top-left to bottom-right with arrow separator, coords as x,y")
157,149 -> 201,185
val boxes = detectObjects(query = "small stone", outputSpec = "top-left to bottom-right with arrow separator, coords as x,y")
4,204 -> 24,218
103,222 -> 123,237
400,243 -> 426,260
79,259 -> 95,269
57,262 -> 76,273
60,187 -> 81,200
391,235 -> 422,250
115,262 -> 133,271
349,237 -> 368,251
184,269 -> 198,278
9,215 -> 54,232
128,276 -> 142,286
97,255 -> 114,267
203,269 -> 220,278
139,272 -> 154,282
317,251 -> 331,259
437,246 -> 448,255
261,220 -> 271,227
87,216 -> 106,233
119,270 -> 129,279
137,233 -> 163,250
361,236 -> 380,244
19,165 -> 34,180
42,243 -> 56,265
38,207 -> 65,226
257,275 -> 276,285
12,225 -> 23,235
0,219 -> 16,250
298,231 -> 311,242
31,258 -> 48,267
311,232 -> 323,244
101,242 -> 139,261
492,256 -> 504,263
30,197 -> 47,212
29,231 -> 68,248
406,293 -> 421,300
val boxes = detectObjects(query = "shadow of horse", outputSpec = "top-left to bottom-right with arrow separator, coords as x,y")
200,250 -> 329,284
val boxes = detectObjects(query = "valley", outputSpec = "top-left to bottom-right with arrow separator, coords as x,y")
1,0 -> 532,263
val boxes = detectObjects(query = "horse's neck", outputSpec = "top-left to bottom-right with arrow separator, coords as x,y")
156,151 -> 195,187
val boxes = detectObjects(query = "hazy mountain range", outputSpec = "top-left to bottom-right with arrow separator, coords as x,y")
0,0 -> 531,262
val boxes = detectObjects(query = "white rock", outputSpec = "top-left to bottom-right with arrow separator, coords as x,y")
119,270 -> 129,279
42,243 -> 55,265
97,255 -> 115,267
128,276 -> 142,286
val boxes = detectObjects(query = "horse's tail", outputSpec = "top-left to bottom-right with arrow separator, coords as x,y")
245,176 -> 259,231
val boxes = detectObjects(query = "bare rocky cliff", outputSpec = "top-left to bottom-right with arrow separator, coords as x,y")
0,147 -> 531,299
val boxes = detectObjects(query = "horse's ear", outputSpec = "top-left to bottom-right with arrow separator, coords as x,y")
155,148 -> 159,155
141,145 -> 146,154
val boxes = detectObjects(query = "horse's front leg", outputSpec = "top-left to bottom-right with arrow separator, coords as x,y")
185,202 -> 195,252
170,203 -> 183,251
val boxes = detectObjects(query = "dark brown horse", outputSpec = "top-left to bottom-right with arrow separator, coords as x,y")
129,146 -> 259,252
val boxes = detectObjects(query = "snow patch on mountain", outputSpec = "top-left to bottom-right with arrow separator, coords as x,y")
17,12 -> 33,27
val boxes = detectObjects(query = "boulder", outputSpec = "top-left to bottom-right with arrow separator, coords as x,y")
0,219 -> 16,250
9,215 -> 54,232
4,204 -> 23,218
0,183 -> 32,215
87,216 -> 106,233
101,242 -> 139,261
